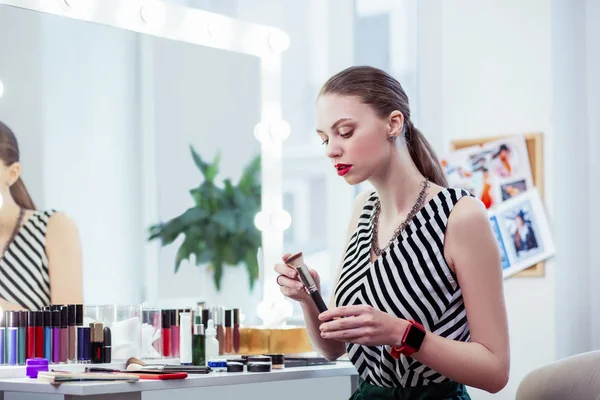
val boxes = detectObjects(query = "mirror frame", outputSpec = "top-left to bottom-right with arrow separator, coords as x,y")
0,0 -> 289,305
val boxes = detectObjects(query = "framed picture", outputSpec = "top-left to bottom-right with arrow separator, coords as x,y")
488,189 -> 555,278
449,132 -> 545,277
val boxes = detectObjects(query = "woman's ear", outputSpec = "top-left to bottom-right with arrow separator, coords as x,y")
388,111 -> 405,140
7,162 -> 21,186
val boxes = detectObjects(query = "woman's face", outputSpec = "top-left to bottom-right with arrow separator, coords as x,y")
316,94 -> 398,185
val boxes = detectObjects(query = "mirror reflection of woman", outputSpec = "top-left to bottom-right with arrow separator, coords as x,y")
0,121 -> 83,311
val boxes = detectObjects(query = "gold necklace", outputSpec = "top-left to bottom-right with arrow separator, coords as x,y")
371,180 -> 430,257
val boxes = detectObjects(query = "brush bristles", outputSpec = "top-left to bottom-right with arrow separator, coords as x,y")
286,252 -> 304,268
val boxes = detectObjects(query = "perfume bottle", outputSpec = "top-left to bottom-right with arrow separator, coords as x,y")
192,315 -> 205,366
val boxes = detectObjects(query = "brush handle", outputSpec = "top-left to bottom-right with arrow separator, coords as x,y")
310,291 -> 328,314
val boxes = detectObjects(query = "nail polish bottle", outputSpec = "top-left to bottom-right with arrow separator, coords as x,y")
0,312 -> 5,365
75,304 -> 84,363
224,309 -> 232,354
33,310 -> 44,358
26,311 -> 35,359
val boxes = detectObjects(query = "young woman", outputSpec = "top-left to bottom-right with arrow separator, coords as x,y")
274,66 -> 509,399
0,120 -> 83,311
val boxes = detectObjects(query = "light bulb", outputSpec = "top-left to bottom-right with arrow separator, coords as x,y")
254,211 -> 270,232
140,1 -> 166,29
0,80 -> 4,99
253,122 -> 270,143
271,209 -> 292,231
270,120 -> 291,141
268,29 -> 290,53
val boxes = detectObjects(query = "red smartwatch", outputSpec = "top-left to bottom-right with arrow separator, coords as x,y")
390,320 -> 426,358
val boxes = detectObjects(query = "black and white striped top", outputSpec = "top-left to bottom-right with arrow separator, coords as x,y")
0,210 -> 55,310
334,188 -> 471,388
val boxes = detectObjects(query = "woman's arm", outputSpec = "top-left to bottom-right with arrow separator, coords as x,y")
412,196 -> 510,393
298,190 -> 372,361
0,297 -> 25,311
46,212 -> 84,304
319,196 -> 510,393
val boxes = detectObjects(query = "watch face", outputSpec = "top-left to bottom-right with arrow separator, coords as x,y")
405,325 -> 426,349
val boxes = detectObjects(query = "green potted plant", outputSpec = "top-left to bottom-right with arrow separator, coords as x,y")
148,146 -> 262,291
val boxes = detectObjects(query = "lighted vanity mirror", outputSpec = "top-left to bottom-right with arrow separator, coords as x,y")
0,1 -> 286,325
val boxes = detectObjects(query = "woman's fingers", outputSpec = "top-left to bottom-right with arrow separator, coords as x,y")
274,262 -> 297,279
276,275 -> 304,291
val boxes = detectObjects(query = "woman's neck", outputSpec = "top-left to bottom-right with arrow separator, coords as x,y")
0,196 -> 22,233
368,150 -> 427,217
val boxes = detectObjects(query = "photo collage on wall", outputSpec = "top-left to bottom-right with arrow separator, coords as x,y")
441,135 -> 555,277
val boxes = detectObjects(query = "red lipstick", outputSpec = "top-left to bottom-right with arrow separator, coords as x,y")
335,164 -> 352,176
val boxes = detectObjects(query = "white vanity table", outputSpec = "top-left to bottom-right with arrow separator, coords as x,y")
0,361 -> 358,400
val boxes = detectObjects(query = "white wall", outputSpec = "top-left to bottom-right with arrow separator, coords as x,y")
418,1 -> 555,399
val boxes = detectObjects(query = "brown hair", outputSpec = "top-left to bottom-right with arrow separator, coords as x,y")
319,66 -> 448,187
0,121 -> 36,210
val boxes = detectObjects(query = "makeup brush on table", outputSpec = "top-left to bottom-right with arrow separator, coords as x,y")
285,252 -> 329,314
125,357 -> 211,374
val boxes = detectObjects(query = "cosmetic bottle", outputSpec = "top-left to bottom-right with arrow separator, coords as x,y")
192,315 -> 205,366
26,311 -> 35,359
202,309 -> 210,331
211,306 -> 225,355
233,308 -> 240,353
179,312 -> 192,365
205,319 -> 219,362
51,310 -> 61,364
90,322 -> 104,364
0,312 -> 5,365
102,326 -> 111,363
75,304 -> 84,363
18,310 -> 27,365
170,310 -> 180,358
67,304 -> 77,363
43,310 -> 52,362
6,311 -> 18,365
33,310 -> 44,358
59,307 -> 68,363
224,310 -> 232,354
79,324 -> 91,364
161,309 -> 171,358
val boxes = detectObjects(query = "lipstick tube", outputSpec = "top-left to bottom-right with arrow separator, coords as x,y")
18,310 -> 27,365
170,310 -> 180,358
26,311 -> 35,359
161,310 -> 171,358
102,326 -> 111,363
6,311 -> 18,365
211,306 -> 225,355
52,310 -> 61,364
90,322 -> 104,364
286,252 -> 328,313
0,313 -> 5,366
43,310 -> 52,362
67,304 -> 78,363
33,311 -> 44,358
224,310 -> 232,354
59,307 -> 68,363
233,309 -> 240,353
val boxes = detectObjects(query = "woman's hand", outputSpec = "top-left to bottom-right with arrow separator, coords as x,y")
318,305 -> 409,347
274,253 -> 321,303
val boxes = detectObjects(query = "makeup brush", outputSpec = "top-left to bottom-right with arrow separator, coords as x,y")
286,252 -> 328,314
125,357 -> 211,374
